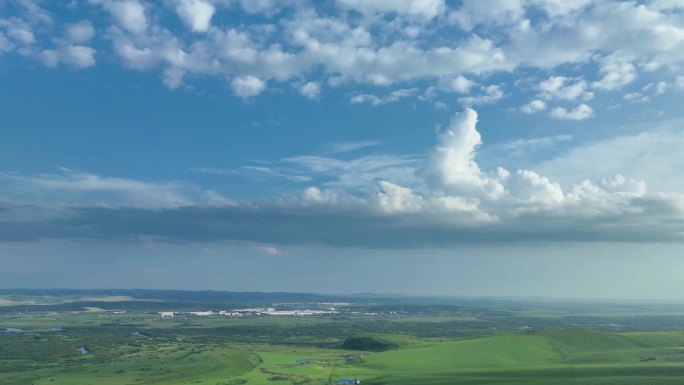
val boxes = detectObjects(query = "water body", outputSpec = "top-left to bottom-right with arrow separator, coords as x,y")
1,326 -> 64,333
78,346 -> 89,355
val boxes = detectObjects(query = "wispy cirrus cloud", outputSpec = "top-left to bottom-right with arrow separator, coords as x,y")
325,140 -> 382,154
0,168 -> 232,209
492,135 -> 572,153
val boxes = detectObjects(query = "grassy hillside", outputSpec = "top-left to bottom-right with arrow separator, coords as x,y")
332,330 -> 684,385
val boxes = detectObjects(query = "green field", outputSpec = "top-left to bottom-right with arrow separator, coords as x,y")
4,291 -> 684,385
4,322 -> 684,385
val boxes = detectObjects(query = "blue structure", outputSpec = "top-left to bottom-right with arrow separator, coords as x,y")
336,379 -> 360,384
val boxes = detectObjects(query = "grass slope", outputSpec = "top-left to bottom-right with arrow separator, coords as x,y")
333,330 -> 684,385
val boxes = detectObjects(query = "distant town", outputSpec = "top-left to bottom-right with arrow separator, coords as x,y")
157,303 -> 383,318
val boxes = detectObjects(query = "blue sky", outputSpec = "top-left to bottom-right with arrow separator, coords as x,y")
2,0 -> 684,299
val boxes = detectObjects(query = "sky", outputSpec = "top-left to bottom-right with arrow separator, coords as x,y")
2,0 -> 684,300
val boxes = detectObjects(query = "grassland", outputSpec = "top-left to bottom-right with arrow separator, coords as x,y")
3,291 -> 684,384
4,319 -> 684,384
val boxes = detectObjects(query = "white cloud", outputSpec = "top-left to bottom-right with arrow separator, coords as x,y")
270,107 -> 678,235
538,76 -> 593,101
336,0 -> 446,19
4,0 -> 684,97
299,81 -> 321,100
649,0 -> 684,11
0,18 -> 35,45
40,45 -> 96,68
101,0 -> 148,35
284,154 -> 421,188
458,85 -> 504,106
536,121 -> 684,192
163,66 -> 185,88
592,56 -> 637,91
230,75 -> 266,97
0,33 -> 12,53
421,108 -> 504,198
677,76 -> 684,90
175,0 -> 214,33
374,180 -> 424,213
350,88 -> 417,106
236,0 -> 287,15
0,170 -> 231,209
448,0 -> 525,31
5,109 -> 684,246
62,45 -> 96,68
528,0 -> 592,17
255,245 -> 281,255
623,92 -> 650,103
444,75 -> 475,94
64,20 -> 95,43
326,140 -> 381,154
521,99 -> 547,114
488,134 -> 572,158
549,104 -> 593,120
505,169 -> 565,207
38,49 -> 59,67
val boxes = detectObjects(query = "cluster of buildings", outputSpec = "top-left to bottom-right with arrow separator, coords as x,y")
158,306 -> 337,318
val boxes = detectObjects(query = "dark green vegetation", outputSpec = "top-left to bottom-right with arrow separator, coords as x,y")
340,336 -> 397,352
3,290 -> 684,384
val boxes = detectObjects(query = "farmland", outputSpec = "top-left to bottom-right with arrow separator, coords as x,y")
3,290 -> 684,384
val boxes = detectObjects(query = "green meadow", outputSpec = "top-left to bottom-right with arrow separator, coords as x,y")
4,292 -> 684,385
4,322 -> 684,385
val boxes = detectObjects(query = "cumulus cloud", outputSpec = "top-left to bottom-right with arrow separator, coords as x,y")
0,18 -> 35,45
64,20 -> 95,43
444,75 -> 476,94
536,122 -> 684,192
4,109 -> 684,246
336,0 -> 446,19
538,76 -> 593,101
549,104 -> 594,120
40,45 -> 96,68
299,81 -> 321,100
230,75 -> 266,97
623,92 -> 650,103
420,109 -> 504,198
100,0 -> 148,35
448,0 -> 525,31
676,76 -> 684,90
175,0 -> 214,32
521,99 -> 547,114
350,88 -> 417,106
2,0 -> 684,104
592,56 -> 637,91
374,180 -> 424,213
458,85 -> 504,106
